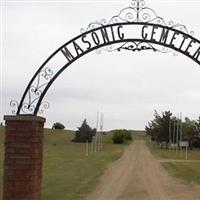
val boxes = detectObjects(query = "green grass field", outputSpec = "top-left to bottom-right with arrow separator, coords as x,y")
0,127 -> 126,200
131,130 -> 146,140
148,140 -> 200,185
1,127 -> 200,198
148,140 -> 200,160
162,162 -> 200,185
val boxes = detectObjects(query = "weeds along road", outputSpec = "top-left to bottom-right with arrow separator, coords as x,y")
86,140 -> 200,200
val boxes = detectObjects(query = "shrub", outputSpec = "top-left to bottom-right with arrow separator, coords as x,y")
193,137 -> 200,148
112,129 -> 132,144
122,130 -> 132,140
52,122 -> 65,130
112,131 -> 124,144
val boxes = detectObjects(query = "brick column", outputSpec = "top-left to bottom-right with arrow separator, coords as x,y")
3,115 -> 46,200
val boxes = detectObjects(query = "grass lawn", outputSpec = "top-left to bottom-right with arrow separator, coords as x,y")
148,140 -> 200,185
162,162 -> 200,185
0,127 -> 126,200
131,130 -> 146,140
148,141 -> 200,160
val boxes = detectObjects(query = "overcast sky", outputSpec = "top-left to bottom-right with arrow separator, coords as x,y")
1,0 -> 200,130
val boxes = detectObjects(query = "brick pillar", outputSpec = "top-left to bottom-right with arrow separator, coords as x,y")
3,115 -> 46,200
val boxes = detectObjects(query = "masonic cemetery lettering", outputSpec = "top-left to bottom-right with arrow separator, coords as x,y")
141,25 -> 200,59
61,24 -> 200,63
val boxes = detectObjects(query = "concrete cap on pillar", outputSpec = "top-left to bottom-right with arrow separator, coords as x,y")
4,115 -> 46,123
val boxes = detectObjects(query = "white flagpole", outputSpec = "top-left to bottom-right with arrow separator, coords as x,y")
169,120 -> 171,150
176,116 -> 179,156
100,113 -> 104,150
91,136 -> 94,153
173,120 -> 175,152
95,111 -> 99,152
186,145 -> 188,160
102,114 -> 104,149
180,113 -> 183,155
86,140 -> 89,156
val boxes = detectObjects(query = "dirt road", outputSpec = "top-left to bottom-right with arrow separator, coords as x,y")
86,140 -> 200,200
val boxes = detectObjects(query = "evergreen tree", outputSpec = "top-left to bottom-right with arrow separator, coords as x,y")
72,119 -> 96,143
146,110 -> 172,146
146,111 -> 200,149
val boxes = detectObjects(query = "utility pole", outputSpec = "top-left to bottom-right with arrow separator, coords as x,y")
91,136 -> 94,153
180,113 -> 183,154
99,113 -> 104,150
86,140 -> 89,156
176,116 -> 179,156
186,145 -> 188,160
173,120 -> 175,152
95,111 -> 99,152
169,120 -> 171,150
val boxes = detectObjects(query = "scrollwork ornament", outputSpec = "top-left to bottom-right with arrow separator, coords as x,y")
95,45 -> 114,54
139,0 -> 145,8
80,28 -> 85,33
82,0 -> 194,37
131,0 -> 145,8
111,16 -> 121,24
101,19 -> 107,25
160,46 -> 171,54
156,17 -> 164,25
139,8 -> 157,23
15,66 -> 53,115
173,52 -> 179,56
190,31 -> 195,36
168,20 -> 175,27
40,67 -> 53,81
10,100 -> 19,114
81,0 -> 195,59
21,103 -> 35,114
106,45 -> 114,52
95,49 -> 102,54
104,42 -> 180,56
45,67 -> 53,76
91,23 -> 100,30
140,12 -> 151,22
131,0 -> 138,8
30,86 -> 42,96
39,101 -> 50,114
109,41 -> 160,53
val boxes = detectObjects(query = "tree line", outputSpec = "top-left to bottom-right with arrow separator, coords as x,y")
146,110 -> 200,148
51,119 -> 132,144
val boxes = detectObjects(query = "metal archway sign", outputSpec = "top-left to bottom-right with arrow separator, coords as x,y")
11,0 -> 200,115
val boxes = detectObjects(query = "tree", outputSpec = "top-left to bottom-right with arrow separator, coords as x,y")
193,117 -> 200,148
146,110 -> 172,147
182,117 -> 199,149
146,111 -> 200,149
72,119 -> 96,143
52,122 -> 65,130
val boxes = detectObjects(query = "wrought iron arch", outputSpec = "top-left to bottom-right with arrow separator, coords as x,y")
11,0 -> 200,115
